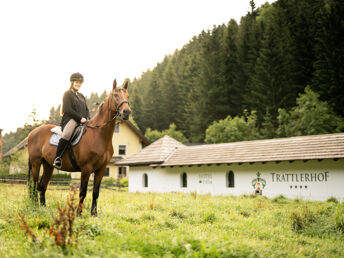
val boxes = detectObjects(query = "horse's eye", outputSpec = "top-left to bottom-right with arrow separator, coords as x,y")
114,94 -> 118,98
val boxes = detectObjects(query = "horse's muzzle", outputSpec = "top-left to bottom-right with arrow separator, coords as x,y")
121,109 -> 131,120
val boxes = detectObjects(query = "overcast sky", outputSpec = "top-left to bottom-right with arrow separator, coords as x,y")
0,0 -> 271,134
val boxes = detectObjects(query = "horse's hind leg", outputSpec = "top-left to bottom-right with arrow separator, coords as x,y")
77,172 -> 91,216
29,158 -> 41,203
38,160 -> 54,206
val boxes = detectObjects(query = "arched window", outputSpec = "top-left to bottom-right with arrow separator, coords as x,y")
181,172 -> 187,188
143,173 -> 148,187
227,171 -> 234,188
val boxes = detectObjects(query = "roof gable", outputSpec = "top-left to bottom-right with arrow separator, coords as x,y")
116,135 -> 185,166
3,137 -> 28,158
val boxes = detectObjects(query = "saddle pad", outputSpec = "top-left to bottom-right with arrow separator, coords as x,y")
51,126 -> 63,136
49,127 -> 83,147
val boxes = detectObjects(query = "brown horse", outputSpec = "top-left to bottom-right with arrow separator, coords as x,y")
27,79 -> 131,216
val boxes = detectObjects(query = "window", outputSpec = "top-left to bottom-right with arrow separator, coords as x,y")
118,145 -> 127,155
118,167 -> 127,178
143,173 -> 148,187
227,171 -> 235,188
114,123 -> 120,133
105,167 -> 110,177
181,172 -> 187,188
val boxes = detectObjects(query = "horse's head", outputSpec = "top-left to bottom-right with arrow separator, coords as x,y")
110,79 -> 131,120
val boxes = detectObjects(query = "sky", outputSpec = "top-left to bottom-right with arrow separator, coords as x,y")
0,0 -> 271,134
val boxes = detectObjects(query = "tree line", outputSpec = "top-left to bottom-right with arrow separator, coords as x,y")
129,0 -> 344,143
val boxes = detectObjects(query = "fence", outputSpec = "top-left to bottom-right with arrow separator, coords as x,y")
0,176 -> 127,191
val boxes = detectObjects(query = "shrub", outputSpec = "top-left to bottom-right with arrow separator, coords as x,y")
103,177 -> 115,183
327,196 -> 339,203
0,160 -> 9,175
119,178 -> 128,187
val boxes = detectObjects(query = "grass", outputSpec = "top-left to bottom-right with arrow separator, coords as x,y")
0,184 -> 343,257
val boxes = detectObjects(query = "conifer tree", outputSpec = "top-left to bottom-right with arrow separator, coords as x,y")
312,0 -> 344,117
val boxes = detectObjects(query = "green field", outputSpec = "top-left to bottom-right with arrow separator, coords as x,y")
0,184 -> 343,257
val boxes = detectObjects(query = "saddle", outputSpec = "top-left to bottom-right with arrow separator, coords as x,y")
49,124 -> 86,147
50,123 -> 87,171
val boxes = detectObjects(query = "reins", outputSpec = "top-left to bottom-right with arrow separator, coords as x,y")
86,92 -> 129,129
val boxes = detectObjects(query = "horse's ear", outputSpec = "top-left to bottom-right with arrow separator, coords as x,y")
123,80 -> 129,89
113,79 -> 117,89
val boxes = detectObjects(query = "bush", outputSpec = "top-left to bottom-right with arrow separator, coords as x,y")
145,123 -> 188,143
327,196 -> 339,203
103,177 -> 115,184
119,178 -> 128,187
0,160 -> 9,175
205,110 -> 260,144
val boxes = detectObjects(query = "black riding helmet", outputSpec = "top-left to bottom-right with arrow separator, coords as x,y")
70,72 -> 84,82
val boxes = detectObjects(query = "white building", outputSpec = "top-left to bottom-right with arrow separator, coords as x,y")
116,133 -> 344,201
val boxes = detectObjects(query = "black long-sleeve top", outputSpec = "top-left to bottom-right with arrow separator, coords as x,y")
61,90 -> 90,130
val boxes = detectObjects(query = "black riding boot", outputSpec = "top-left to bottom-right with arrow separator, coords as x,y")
53,138 -> 69,169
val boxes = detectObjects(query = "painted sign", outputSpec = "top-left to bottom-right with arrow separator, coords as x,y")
199,174 -> 212,184
270,172 -> 329,183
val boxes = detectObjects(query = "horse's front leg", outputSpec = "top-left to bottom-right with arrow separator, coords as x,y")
77,172 -> 91,216
91,166 -> 106,216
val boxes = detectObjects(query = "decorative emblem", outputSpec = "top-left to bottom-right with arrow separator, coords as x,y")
251,172 -> 266,195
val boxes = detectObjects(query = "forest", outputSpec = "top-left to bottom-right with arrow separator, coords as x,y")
2,0 -> 344,153
128,0 -> 344,142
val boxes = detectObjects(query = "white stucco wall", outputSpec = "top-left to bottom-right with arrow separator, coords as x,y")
128,159 -> 344,201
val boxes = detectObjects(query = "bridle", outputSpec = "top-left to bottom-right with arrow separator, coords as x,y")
86,91 -> 129,129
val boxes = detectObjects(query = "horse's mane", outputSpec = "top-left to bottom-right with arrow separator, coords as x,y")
98,102 -> 104,113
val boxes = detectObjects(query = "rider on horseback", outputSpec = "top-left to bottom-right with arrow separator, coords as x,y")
53,73 -> 90,169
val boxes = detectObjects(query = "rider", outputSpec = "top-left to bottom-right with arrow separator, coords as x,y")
53,72 -> 90,169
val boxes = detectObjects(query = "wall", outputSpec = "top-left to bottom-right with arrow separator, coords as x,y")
112,122 -> 143,157
128,159 -> 344,201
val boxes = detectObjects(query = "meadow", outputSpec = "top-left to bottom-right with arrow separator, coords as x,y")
0,184 -> 343,257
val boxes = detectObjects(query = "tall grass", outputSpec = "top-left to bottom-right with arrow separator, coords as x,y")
0,184 -> 343,257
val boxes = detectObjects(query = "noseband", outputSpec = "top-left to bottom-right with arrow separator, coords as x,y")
87,93 -> 129,129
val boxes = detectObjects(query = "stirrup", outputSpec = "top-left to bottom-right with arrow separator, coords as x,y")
53,157 -> 62,169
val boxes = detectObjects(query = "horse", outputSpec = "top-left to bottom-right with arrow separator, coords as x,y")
27,79 -> 131,216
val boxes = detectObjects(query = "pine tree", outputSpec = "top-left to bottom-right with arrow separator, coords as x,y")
312,0 -> 344,117
142,71 -> 165,131
223,19 -> 241,116
249,4 -> 296,130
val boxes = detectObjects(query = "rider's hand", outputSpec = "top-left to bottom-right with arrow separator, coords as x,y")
81,117 -> 87,123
